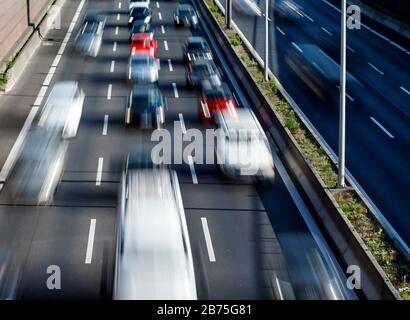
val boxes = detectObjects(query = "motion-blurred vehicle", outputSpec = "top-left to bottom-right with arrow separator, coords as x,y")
125,84 -> 165,129
187,59 -> 221,88
130,20 -> 154,41
128,7 -> 151,28
285,43 -> 356,102
39,81 -> 85,139
184,37 -> 213,63
215,108 -> 275,181
74,13 -> 106,57
234,0 -> 261,16
9,81 -> 84,205
128,53 -> 159,83
131,33 -> 157,57
199,81 -> 237,125
174,4 -> 199,29
113,155 -> 197,300
274,0 -> 305,22
129,0 -> 150,10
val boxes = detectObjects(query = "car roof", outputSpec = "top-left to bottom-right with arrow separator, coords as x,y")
222,108 -> 260,132
130,53 -> 153,61
83,13 -> 104,22
178,4 -> 194,10
131,83 -> 159,96
131,33 -> 151,41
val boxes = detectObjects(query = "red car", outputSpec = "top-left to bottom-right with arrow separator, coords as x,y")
131,33 -> 157,57
199,82 -> 238,125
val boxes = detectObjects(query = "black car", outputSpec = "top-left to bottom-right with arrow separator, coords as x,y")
125,84 -> 165,129
128,7 -> 152,28
130,20 -> 154,41
183,37 -> 213,63
187,60 -> 221,88
174,4 -> 198,29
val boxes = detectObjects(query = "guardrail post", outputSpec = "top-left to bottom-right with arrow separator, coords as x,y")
226,0 -> 232,29
263,0 -> 269,82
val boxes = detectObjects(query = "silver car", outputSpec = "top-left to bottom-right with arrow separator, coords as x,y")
114,155 -> 197,300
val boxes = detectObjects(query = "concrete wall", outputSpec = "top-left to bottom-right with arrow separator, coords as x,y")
0,0 -> 53,66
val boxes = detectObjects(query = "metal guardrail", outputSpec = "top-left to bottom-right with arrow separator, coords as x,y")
196,0 -> 402,299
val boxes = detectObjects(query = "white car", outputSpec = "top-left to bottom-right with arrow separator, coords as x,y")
234,0 -> 261,16
129,0 -> 150,10
113,157 -> 197,300
38,81 -> 85,139
215,108 -> 275,181
127,53 -> 159,83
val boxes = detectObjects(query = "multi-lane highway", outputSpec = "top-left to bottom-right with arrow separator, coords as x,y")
0,0 -> 357,299
227,0 -> 410,246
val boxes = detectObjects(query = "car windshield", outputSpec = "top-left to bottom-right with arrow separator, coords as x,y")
131,7 -> 149,18
133,23 -> 150,32
132,89 -> 160,111
188,42 -> 205,50
180,8 -> 193,15
131,55 -> 153,66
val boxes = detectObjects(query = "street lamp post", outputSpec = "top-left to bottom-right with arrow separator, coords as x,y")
338,0 -> 347,188
226,0 -> 232,29
264,0 -> 269,81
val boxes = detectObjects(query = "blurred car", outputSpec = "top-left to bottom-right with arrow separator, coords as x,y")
234,0 -> 262,16
215,108 -> 275,181
129,0 -> 150,10
187,59 -> 221,88
174,4 -> 199,29
285,43 -> 356,102
131,33 -> 157,57
125,84 -> 165,129
274,0 -> 305,22
128,53 -> 159,83
9,127 -> 69,206
38,81 -> 85,139
74,13 -> 106,57
199,81 -> 237,125
113,159 -> 197,300
130,20 -> 154,41
184,36 -> 213,63
128,7 -> 151,28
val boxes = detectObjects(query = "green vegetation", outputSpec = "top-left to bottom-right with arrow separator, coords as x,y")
0,55 -> 17,87
203,0 -> 410,299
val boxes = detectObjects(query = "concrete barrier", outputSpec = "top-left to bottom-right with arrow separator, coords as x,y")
196,0 -> 402,300
0,0 -> 65,94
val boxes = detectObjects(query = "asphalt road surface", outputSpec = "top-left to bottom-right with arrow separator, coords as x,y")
0,0 -> 356,300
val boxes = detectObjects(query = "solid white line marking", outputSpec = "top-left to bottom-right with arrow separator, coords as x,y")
117,13 -> 120,21
179,113 -> 186,134
115,26 -> 119,35
275,26 -> 285,36
158,12 -> 162,20
172,82 -> 179,98
43,67 -> 56,86
34,85 -> 48,106
103,115 -> 109,135
164,40 -> 168,51
368,62 -> 384,75
51,54 -> 62,67
201,217 -> 215,262
0,107 -> 39,182
321,27 -> 333,36
161,25 -> 165,34
400,86 -> 410,95
292,42 -> 303,53
58,43 -> 67,55
85,219 -> 96,264
96,158 -> 104,186
168,59 -> 173,71
156,1 -> 159,8
113,41 -> 117,52
118,2 -> 121,9
370,117 -> 394,139
107,84 -> 112,100
304,14 -> 314,22
110,60 -> 115,73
